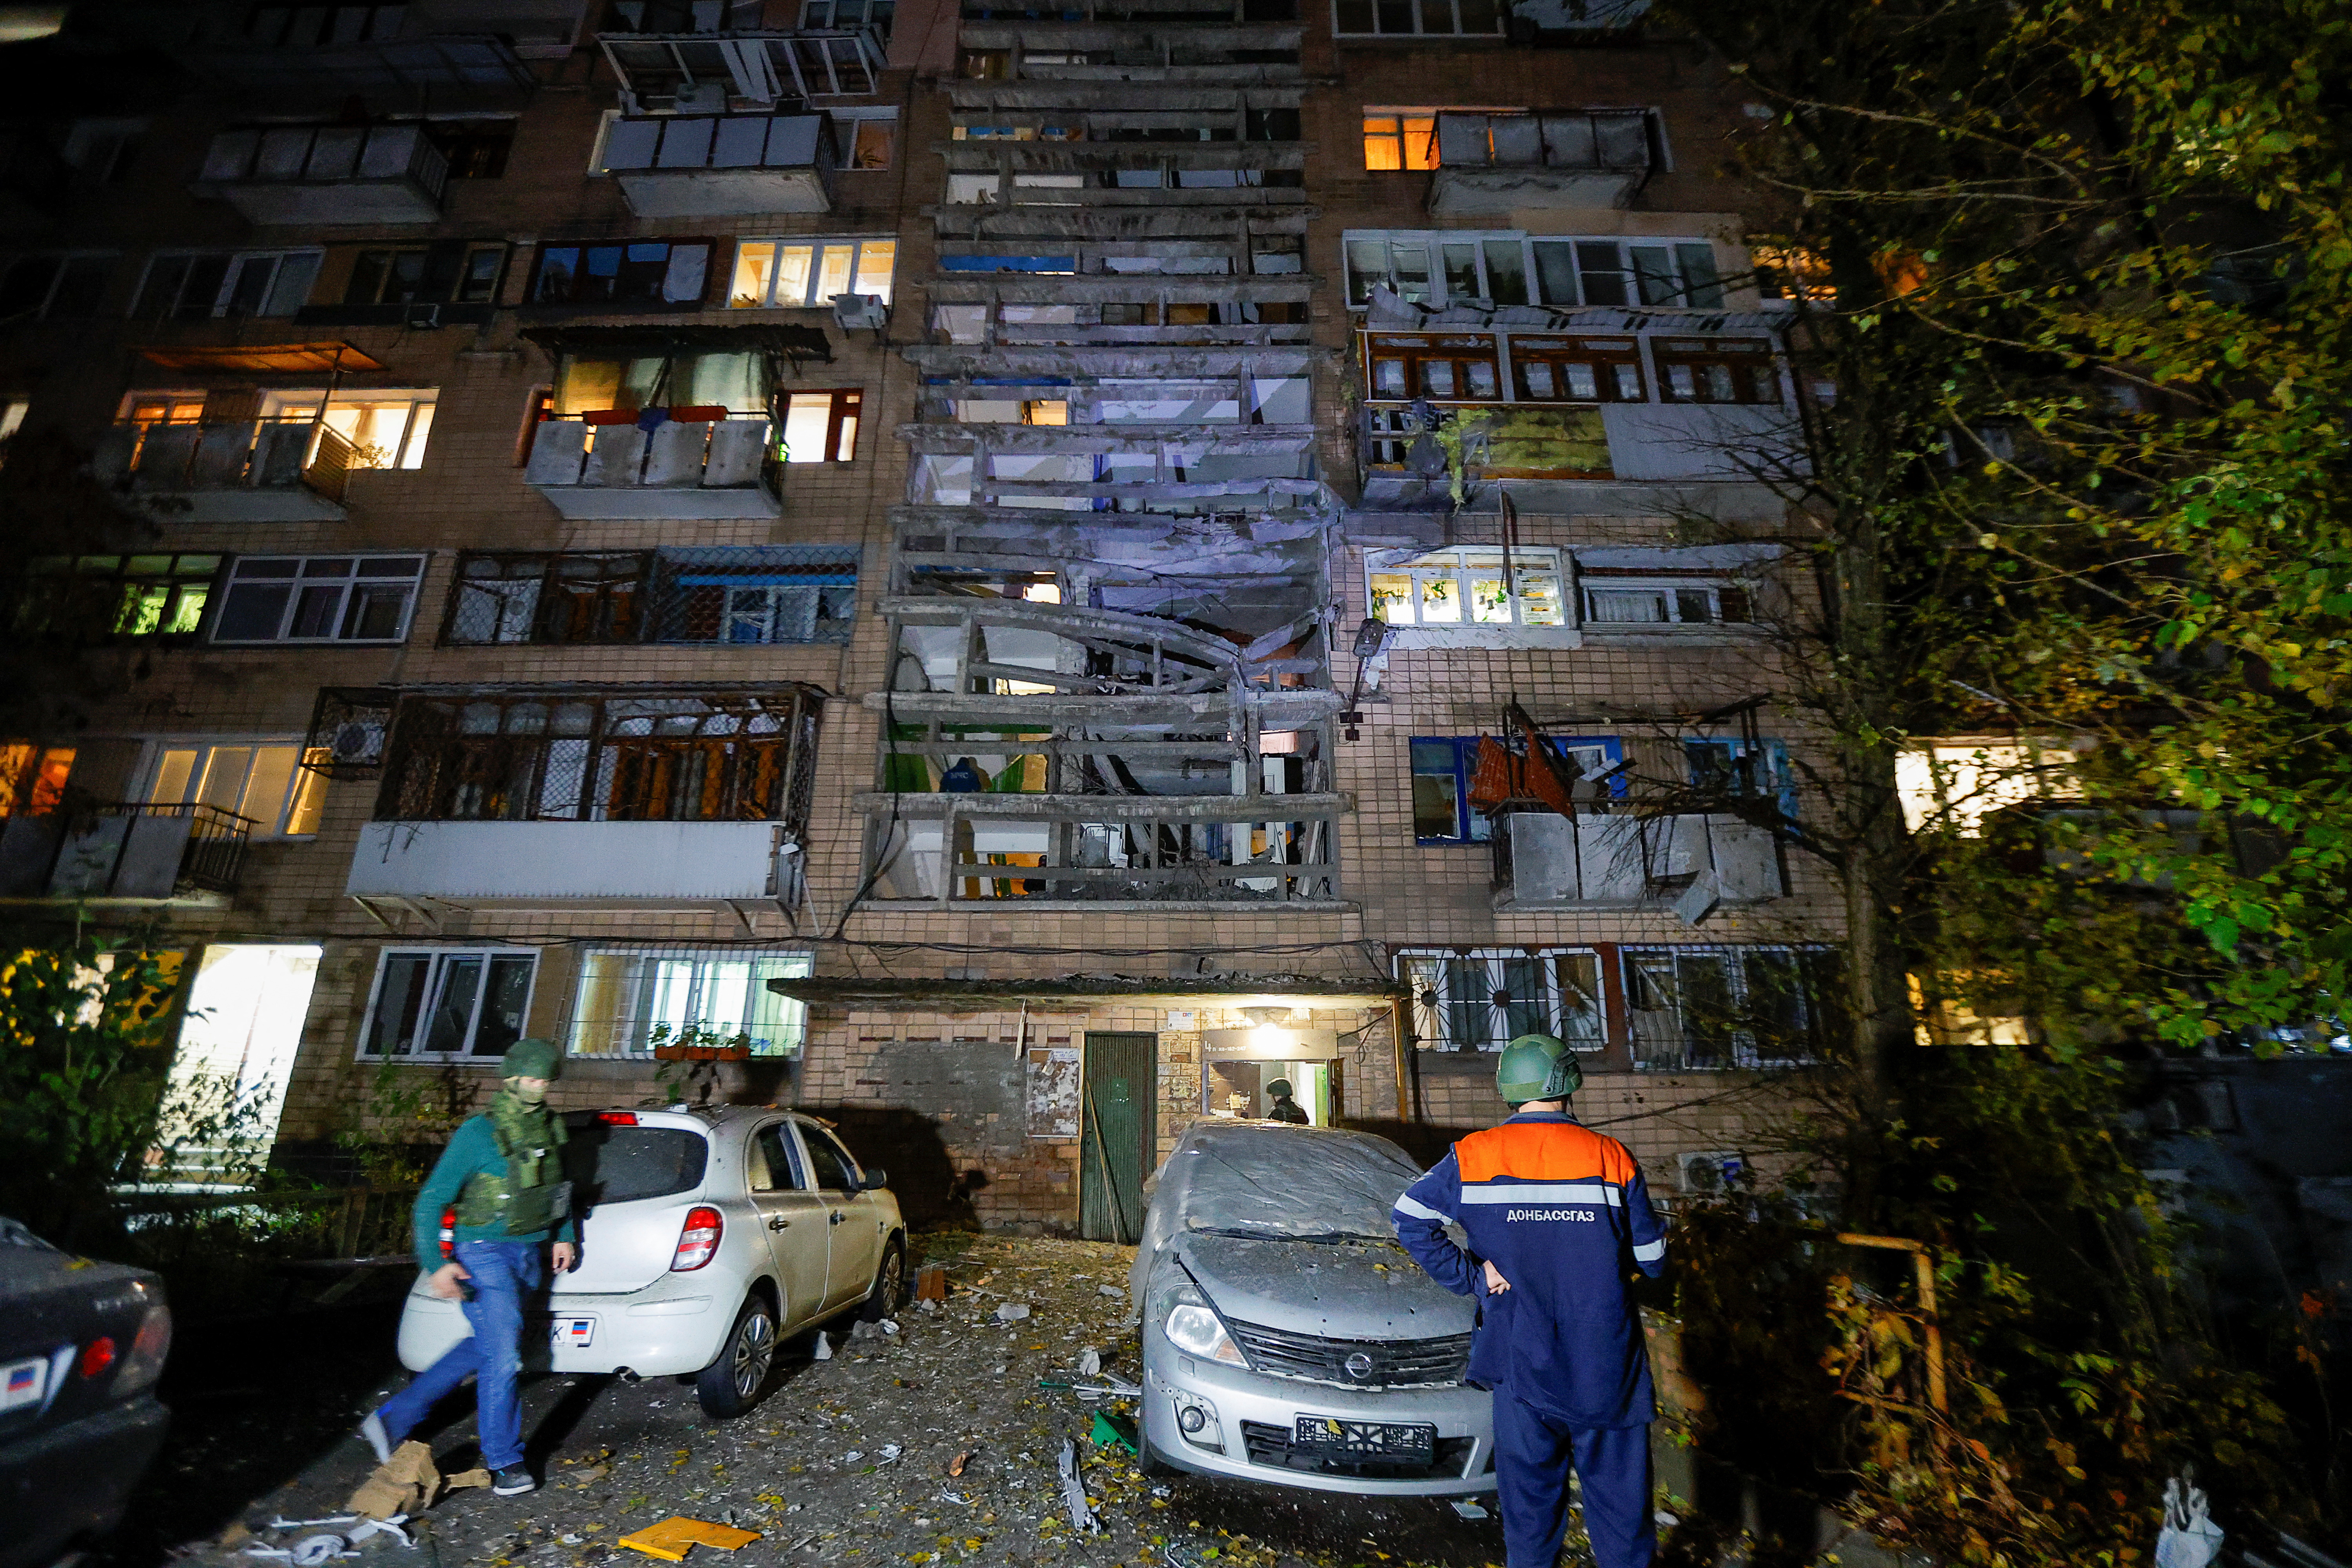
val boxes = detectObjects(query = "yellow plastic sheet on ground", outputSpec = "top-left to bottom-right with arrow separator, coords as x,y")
617,1517 -> 764,1561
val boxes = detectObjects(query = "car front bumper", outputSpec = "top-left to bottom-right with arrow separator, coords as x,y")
1140,1326 -> 1496,1496
396,1274 -> 737,1379
0,1394 -> 171,1568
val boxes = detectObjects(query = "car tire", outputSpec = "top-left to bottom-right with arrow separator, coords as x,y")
1137,1435 -> 1176,1478
857,1238 -> 907,1323
695,1292 -> 778,1419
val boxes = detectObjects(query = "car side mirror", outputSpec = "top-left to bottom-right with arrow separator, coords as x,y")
862,1168 -> 889,1191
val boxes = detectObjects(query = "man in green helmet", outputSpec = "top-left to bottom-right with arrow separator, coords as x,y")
1391,1034 -> 1668,1568
356,1038 -> 578,1496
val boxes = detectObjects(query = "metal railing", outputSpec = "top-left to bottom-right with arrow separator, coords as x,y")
95,417 -> 359,501
523,414 -> 776,491
197,122 -> 450,205
0,800 -> 254,900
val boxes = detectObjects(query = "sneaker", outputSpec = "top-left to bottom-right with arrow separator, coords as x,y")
357,1412 -> 392,1466
491,1465 -> 537,1497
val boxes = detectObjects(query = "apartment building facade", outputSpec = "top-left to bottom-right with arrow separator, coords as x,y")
0,0 -> 1838,1230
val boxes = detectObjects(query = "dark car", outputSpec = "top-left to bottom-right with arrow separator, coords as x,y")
0,1217 -> 173,1568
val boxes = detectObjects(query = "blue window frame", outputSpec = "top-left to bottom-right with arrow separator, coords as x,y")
939,255 -> 1076,273
1684,737 -> 1795,820
1410,733 -> 1624,846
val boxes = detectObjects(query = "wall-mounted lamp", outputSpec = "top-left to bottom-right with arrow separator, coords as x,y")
1342,617 -> 1397,740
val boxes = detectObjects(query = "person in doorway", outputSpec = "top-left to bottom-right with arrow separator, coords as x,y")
1389,1035 -> 1666,1568
1263,1077 -> 1311,1124
356,1038 -> 578,1496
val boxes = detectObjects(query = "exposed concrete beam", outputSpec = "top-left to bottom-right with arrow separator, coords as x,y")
864,690 -> 1342,725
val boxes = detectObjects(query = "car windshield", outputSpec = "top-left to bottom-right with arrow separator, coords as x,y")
1168,1125 -> 1423,1242
562,1118 -> 708,1204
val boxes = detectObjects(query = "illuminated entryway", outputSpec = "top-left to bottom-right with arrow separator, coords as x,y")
159,942 -> 322,1181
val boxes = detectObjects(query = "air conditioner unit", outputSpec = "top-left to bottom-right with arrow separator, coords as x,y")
831,292 -> 889,335
330,719 -> 385,768
672,81 -> 728,113
1676,1150 -> 1746,1195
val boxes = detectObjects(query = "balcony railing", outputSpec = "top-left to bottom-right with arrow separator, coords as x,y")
523,414 -> 780,519
1427,110 -> 1656,214
597,113 -> 837,216
0,803 -> 254,902
599,28 -> 888,107
193,123 -> 449,224
1494,808 -> 1784,913
348,820 -> 803,907
92,419 -> 357,520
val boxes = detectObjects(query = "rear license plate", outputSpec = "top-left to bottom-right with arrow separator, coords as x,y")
1293,1416 -> 1436,1461
549,1317 -> 595,1350
0,1356 -> 49,1412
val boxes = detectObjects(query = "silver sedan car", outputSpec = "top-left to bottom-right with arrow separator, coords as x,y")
1128,1122 -> 1495,1495
398,1105 -> 906,1418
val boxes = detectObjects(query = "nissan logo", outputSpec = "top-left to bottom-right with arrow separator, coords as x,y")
1344,1352 -> 1375,1380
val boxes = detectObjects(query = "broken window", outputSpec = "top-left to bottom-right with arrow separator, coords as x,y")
1368,547 -> 1567,629
377,686 -> 823,826
361,947 -> 538,1060
444,553 -> 650,646
1622,945 -> 1841,1069
1652,337 -> 1782,404
780,388 -> 862,462
1335,0 -> 1503,35
1409,734 -> 1622,844
1581,576 -> 1752,628
1399,948 -> 1605,1051
567,947 -> 812,1058
1685,737 -> 1797,820
210,555 -> 426,645
341,242 -> 507,305
528,238 -> 713,307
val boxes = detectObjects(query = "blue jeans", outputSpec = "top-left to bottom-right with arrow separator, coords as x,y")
375,1240 -> 543,1471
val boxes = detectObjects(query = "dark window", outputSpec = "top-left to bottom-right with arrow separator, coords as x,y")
346,243 -> 506,305
563,1119 -> 710,1203
361,948 -> 537,1058
529,240 -> 713,307
445,552 -> 648,646
428,123 -> 514,180
800,1127 -> 860,1191
1653,337 -> 1781,405
19,553 -> 221,641
749,1123 -> 807,1192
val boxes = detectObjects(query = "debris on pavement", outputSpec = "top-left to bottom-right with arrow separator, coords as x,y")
1056,1438 -> 1101,1535
946,1450 -> 971,1477
1076,1347 -> 1102,1377
1090,1410 -> 1139,1456
994,1301 -> 1031,1322
915,1265 -> 948,1301
1451,1501 -> 1490,1520
617,1515 -> 763,1561
344,1441 -> 484,1520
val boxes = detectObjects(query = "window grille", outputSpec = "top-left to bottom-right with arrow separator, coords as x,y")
376,685 -> 823,827
301,687 -> 396,776
1399,947 -> 1606,1051
442,548 -> 857,647
1621,945 -> 1841,1069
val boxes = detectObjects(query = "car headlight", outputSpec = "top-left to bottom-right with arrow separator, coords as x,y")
1163,1291 -> 1246,1368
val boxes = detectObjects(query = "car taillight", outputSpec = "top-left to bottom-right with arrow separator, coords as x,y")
114,1303 -> 172,1397
670,1206 -> 723,1272
439,1205 -> 457,1260
598,1111 -> 639,1125
78,1336 -> 116,1379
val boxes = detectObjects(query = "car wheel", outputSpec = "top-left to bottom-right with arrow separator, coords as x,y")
696,1292 -> 778,1419
858,1238 -> 907,1323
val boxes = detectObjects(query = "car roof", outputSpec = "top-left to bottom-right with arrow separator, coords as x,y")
564,1105 -> 833,1135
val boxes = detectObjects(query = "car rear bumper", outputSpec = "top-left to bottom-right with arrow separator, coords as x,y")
0,1394 -> 171,1568
396,1274 -> 737,1379
1140,1329 -> 1496,1496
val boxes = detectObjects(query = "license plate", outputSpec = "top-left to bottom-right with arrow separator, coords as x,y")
549,1317 -> 595,1350
0,1356 -> 48,1413
1293,1416 -> 1436,1461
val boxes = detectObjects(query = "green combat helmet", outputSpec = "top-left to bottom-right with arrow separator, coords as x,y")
1495,1033 -> 1583,1105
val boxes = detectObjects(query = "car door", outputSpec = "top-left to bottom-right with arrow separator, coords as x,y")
743,1120 -> 833,1330
793,1122 -> 884,1312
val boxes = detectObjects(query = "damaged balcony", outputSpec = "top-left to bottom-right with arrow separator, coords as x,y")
924,281 -> 1314,347
91,418 -> 357,522
0,803 -> 251,906
343,684 -> 822,917
524,414 -> 780,518
906,424 -> 1321,518
595,113 -> 838,217
940,140 -> 1306,211
1423,111 -> 1659,216
192,123 -> 450,225
956,21 -> 1305,81
598,28 -> 888,111
865,594 -> 1343,908
1494,808 -> 1785,916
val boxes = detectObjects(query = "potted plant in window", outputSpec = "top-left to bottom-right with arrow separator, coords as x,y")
650,1020 -> 757,1062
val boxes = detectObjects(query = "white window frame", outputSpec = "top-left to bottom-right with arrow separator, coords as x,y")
727,236 -> 896,308
1621,944 -> 1834,1071
137,737 -> 329,838
208,554 -> 428,646
1343,229 -> 1722,311
1368,546 -> 1568,629
358,947 -> 542,1062
564,947 -> 815,1059
256,387 -> 438,470
1400,947 -> 1607,1052
130,248 -> 323,321
829,107 -> 898,170
1580,577 -> 1747,628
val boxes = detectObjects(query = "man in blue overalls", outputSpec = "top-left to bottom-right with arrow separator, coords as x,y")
1392,1034 -> 1668,1568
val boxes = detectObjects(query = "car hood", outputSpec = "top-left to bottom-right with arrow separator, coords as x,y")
1172,1231 -> 1474,1341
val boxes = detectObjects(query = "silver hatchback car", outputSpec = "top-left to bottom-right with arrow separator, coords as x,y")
1129,1122 -> 1495,1495
397,1106 -> 906,1418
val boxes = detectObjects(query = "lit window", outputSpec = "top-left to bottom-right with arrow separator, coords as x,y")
0,744 -> 75,816
360,947 -> 539,1060
21,554 -> 220,640
1361,114 -> 1437,171
781,388 -> 862,462
567,948 -> 813,1058
1400,948 -> 1606,1051
143,741 -> 328,837
834,114 -> 896,170
1752,245 -> 1835,303
257,388 -> 437,469
1368,547 -> 1566,629
729,237 -> 893,307
209,555 -> 427,645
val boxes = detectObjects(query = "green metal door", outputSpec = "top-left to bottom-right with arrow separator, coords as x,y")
1079,1032 -> 1155,1243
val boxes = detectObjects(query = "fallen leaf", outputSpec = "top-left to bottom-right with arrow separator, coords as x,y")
947,1452 -> 971,1477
